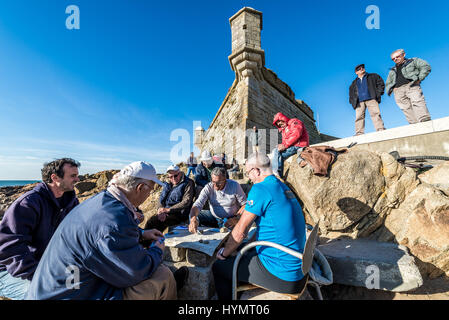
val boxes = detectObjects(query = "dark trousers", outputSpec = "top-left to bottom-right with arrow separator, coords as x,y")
145,212 -> 188,232
212,248 -> 308,300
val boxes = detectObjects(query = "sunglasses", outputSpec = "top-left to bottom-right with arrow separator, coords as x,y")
168,173 -> 180,179
391,55 -> 402,61
356,67 -> 364,71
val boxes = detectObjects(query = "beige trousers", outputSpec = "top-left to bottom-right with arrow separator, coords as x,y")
393,82 -> 431,124
123,264 -> 177,300
355,99 -> 385,135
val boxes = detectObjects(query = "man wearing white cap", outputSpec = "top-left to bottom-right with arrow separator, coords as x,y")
195,151 -> 227,195
26,161 -> 187,300
145,165 -> 195,232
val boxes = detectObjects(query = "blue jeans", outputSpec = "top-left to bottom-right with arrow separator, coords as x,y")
0,270 -> 30,300
272,146 -> 302,177
197,210 -> 225,228
186,166 -> 196,178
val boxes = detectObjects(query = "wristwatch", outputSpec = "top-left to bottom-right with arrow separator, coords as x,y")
218,247 -> 227,259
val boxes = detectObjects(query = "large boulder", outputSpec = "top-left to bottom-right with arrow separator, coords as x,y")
419,162 -> 449,196
285,149 -> 385,233
380,184 -> 449,278
284,149 -> 449,278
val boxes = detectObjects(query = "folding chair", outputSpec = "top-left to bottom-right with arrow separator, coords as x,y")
231,222 -> 323,300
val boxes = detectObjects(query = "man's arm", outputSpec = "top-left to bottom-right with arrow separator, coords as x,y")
0,199 -> 40,280
282,120 -> 304,148
375,74 -> 385,96
218,210 -> 257,259
188,185 -> 210,233
86,226 -> 164,288
415,58 -> 431,81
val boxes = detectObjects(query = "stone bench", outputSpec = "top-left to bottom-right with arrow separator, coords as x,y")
317,238 -> 423,292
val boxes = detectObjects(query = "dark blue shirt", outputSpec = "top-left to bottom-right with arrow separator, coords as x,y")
25,191 -> 163,300
356,75 -> 372,102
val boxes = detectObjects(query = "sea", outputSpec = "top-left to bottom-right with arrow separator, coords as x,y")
0,180 -> 41,188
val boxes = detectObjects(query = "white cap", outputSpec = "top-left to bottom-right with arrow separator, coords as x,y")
166,165 -> 180,173
200,151 -> 212,161
120,161 -> 164,186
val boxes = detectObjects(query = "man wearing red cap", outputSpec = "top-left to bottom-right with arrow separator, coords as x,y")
271,112 -> 309,178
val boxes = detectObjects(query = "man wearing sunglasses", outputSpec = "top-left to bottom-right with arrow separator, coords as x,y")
386,49 -> 432,124
349,64 -> 386,135
145,165 -> 195,232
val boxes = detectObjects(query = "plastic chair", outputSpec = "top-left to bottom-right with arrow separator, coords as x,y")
231,222 -> 323,300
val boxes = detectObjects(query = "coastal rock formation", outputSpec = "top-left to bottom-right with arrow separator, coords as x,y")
284,149 -> 449,278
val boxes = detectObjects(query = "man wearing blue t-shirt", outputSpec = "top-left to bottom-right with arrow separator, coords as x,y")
212,153 -> 307,300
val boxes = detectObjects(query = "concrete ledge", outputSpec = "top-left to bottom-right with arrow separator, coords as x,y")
318,238 -> 423,292
313,116 -> 449,150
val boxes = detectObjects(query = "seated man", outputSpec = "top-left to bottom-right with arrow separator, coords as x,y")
271,112 -> 309,178
194,151 -> 227,191
0,158 -> 80,300
26,161 -> 187,300
145,165 -> 195,232
212,153 -> 307,300
188,167 -> 246,233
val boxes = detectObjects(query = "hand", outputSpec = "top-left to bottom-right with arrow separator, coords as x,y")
157,212 -> 167,222
412,79 -> 421,87
154,239 -> 165,251
188,216 -> 199,234
277,144 -> 286,152
142,229 -> 164,241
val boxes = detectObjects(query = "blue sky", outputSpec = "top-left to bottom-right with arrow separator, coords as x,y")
0,0 -> 448,179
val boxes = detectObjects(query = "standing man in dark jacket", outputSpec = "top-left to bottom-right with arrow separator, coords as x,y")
145,165 -> 195,232
195,151 -> 227,195
349,64 -> 386,135
26,161 -> 186,300
0,158 -> 80,300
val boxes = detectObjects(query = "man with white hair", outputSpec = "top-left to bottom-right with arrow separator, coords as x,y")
145,165 -> 195,232
26,161 -> 187,300
386,49 -> 432,124
212,153 -> 307,300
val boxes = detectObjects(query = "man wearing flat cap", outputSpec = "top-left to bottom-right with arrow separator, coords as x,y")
349,64 -> 386,135
26,161 -> 187,300
145,165 -> 195,232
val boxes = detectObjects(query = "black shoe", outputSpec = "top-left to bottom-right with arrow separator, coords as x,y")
173,266 -> 189,291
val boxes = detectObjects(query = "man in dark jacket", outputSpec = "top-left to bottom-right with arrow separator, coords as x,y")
26,161 -> 186,300
0,158 -> 80,300
145,165 -> 195,232
195,151 -> 227,195
349,64 -> 386,135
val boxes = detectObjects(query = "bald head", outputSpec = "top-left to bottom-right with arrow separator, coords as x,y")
246,152 -> 273,174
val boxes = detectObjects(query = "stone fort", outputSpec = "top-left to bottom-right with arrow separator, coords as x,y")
194,7 -> 333,162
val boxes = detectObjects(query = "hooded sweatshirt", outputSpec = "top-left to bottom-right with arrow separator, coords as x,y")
272,112 -> 309,148
0,182 -> 78,280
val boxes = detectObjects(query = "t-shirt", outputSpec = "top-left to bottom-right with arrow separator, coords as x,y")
193,179 -> 247,219
245,175 -> 306,281
395,63 -> 411,88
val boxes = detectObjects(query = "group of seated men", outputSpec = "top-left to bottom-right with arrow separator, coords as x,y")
0,112 -> 310,300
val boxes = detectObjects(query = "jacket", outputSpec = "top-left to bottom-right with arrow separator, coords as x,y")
160,175 -> 195,216
272,112 -> 309,148
25,190 -> 163,300
0,183 -> 78,280
385,58 -> 431,95
194,162 -> 227,187
349,73 -> 385,109
299,146 -> 347,176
